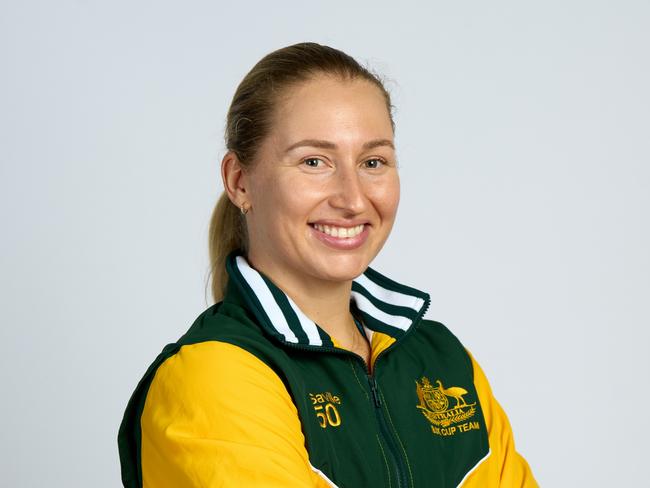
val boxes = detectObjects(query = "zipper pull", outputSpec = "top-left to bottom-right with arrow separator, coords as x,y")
368,375 -> 382,408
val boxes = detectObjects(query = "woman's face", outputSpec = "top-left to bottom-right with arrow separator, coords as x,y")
243,75 -> 400,288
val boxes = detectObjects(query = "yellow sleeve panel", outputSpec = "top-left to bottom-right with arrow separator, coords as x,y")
140,341 -> 334,488
461,351 -> 539,488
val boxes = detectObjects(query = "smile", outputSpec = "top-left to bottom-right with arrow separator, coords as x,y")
312,224 -> 365,238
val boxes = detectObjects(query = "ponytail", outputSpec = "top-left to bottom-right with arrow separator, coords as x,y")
208,191 -> 247,302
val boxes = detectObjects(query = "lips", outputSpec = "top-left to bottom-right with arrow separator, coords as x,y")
309,222 -> 370,250
312,223 -> 365,238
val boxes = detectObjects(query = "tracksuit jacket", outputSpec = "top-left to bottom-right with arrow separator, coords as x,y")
118,252 -> 538,487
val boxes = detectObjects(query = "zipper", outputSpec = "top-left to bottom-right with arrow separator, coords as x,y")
271,297 -> 431,488
361,297 -> 430,487
367,370 -> 408,488
353,309 -> 428,488
277,340 -> 416,488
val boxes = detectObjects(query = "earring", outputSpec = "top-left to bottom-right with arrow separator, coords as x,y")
240,203 -> 250,215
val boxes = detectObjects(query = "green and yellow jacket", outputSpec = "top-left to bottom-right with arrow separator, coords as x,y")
118,253 -> 538,487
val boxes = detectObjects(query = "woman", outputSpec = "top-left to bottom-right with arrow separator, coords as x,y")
118,42 -> 538,487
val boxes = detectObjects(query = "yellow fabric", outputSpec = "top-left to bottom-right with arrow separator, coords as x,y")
461,351 -> 539,487
140,339 -> 536,487
369,331 -> 396,372
140,341 -> 333,488
330,335 -> 343,349
331,329 -> 395,372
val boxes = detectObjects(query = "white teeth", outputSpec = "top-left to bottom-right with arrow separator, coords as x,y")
313,224 -> 364,238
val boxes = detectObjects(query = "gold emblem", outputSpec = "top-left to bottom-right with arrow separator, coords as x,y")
415,377 -> 479,436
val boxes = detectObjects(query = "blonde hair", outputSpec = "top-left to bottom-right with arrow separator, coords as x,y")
207,42 -> 395,302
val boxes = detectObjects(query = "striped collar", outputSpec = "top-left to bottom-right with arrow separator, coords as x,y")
224,252 -> 430,349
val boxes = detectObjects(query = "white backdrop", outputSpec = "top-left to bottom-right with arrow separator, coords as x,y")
1,1 -> 648,486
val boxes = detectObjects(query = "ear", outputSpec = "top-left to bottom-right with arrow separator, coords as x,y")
221,150 -> 249,208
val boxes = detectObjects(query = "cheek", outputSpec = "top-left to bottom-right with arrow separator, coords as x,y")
372,175 -> 401,219
254,175 -> 314,227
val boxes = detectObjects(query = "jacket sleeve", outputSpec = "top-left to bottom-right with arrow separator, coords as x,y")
139,340 -> 334,488
462,350 -> 539,487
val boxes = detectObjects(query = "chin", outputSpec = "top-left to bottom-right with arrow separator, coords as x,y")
309,253 -> 372,282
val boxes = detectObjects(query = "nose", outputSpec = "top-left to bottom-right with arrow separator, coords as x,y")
328,164 -> 366,215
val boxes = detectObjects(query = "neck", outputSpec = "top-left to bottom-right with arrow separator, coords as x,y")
246,255 -> 369,359
288,282 -> 370,366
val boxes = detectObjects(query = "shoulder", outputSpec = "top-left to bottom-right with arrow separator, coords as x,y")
171,301 -> 291,369
150,341 -> 284,400
118,303 -> 288,471
418,318 -> 463,342
412,318 -> 474,372
118,309 -> 298,485
144,301 -> 293,406
142,340 -> 298,444
120,320 -> 328,487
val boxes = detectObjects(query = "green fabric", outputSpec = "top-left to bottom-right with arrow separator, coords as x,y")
117,254 -> 489,487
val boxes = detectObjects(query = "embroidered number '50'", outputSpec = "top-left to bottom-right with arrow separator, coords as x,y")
315,403 -> 341,428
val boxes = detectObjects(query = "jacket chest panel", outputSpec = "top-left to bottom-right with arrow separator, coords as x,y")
287,354 -> 389,486
285,346 -> 489,488
375,354 -> 490,487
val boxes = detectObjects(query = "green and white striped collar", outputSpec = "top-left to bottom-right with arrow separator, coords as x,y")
225,252 -> 430,348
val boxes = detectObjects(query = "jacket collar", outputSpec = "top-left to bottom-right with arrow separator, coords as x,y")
224,252 -> 430,349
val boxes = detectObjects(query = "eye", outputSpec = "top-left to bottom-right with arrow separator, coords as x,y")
364,158 -> 385,169
303,157 -> 324,168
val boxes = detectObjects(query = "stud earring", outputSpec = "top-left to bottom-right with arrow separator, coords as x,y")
240,203 -> 250,215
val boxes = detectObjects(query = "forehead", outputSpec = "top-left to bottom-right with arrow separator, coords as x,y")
269,75 -> 393,146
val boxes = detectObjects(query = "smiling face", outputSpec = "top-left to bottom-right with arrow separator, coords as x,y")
242,74 -> 400,289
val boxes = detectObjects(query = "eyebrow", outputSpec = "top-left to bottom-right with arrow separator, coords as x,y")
284,138 -> 395,153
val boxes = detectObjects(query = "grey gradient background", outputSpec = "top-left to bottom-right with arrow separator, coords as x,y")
1,1 -> 649,486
